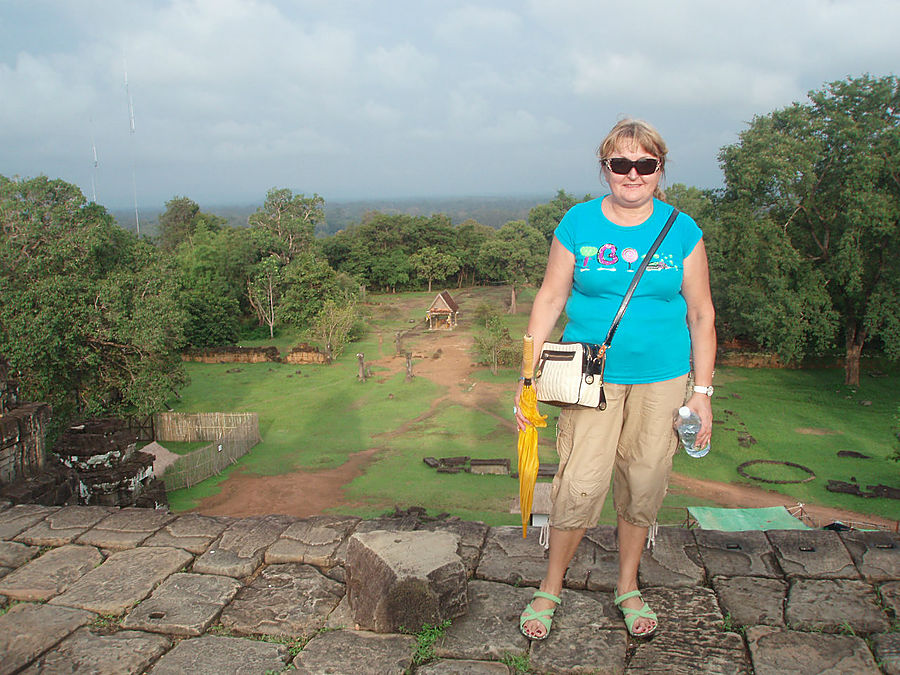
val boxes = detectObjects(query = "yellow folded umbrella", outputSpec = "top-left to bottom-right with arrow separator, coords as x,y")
518,334 -> 547,537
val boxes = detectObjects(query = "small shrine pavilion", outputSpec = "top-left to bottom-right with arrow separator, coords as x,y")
426,291 -> 459,330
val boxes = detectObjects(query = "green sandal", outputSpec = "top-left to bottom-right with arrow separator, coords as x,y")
519,590 -> 561,640
614,588 -> 658,637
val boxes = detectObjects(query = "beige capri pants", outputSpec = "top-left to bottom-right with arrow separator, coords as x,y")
549,374 -> 688,530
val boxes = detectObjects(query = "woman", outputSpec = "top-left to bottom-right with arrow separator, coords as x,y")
515,118 -> 716,639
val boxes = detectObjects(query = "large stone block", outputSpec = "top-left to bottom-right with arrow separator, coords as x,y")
839,529 -> 900,581
766,529 -> 858,579
746,626 -> 881,675
347,529 -> 467,633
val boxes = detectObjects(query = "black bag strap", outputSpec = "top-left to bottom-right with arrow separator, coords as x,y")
602,207 -> 680,349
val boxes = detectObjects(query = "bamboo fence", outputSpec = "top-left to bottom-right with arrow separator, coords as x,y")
157,412 -> 260,491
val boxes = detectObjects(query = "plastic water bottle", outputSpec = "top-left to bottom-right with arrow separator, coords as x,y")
676,406 -> 709,458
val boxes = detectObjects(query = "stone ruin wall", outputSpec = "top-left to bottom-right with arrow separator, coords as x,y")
182,344 -> 327,365
0,358 -> 51,485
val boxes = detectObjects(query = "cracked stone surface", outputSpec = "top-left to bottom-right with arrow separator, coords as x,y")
19,627 -> 171,675
15,505 -> 114,547
266,514 -> 360,567
142,513 -> 232,554
746,625 -> 881,674
785,578 -> 890,633
1,507 -> 897,673
76,507 -> 175,551
122,572 -> 241,636
767,529 -> 859,579
219,562 -> 344,637
475,526 -> 548,586
147,634 -> 288,674
49,545 -> 193,615
0,504 -> 59,540
0,544 -> 103,601
696,529 -> 782,578
0,602 -> 94,675
292,629 -> 415,675
193,514 -> 292,578
711,575 -> 787,627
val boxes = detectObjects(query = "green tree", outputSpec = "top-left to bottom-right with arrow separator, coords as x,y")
528,189 -> 587,243
0,175 -> 188,423
454,219 -> 494,287
409,246 -> 460,292
249,188 -> 324,263
477,220 -> 548,313
279,252 -> 353,330
158,195 -> 224,251
308,296 -> 358,361
717,74 -> 900,385
246,255 -> 284,339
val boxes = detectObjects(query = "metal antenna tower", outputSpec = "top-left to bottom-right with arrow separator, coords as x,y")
124,59 -> 140,235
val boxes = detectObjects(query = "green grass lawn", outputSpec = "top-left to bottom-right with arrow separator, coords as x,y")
165,290 -> 900,526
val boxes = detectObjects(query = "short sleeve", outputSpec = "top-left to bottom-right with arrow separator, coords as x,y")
678,211 -> 703,258
553,205 -> 579,254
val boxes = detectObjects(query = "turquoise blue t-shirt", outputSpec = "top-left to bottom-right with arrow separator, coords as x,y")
554,197 -> 703,384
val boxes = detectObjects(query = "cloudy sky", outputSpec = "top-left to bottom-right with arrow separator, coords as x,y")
2,0 -> 898,210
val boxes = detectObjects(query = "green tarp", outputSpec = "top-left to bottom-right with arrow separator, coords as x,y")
687,506 -> 811,531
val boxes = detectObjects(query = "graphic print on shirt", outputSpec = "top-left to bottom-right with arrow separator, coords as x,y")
577,243 -> 679,273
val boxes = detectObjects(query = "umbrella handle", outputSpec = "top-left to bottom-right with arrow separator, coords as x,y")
522,334 -> 535,383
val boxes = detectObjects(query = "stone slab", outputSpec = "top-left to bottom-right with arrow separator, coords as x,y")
767,529 -> 858,579
872,632 -> 900,675
325,592 -> 355,629
435,580 -> 530,660
578,526 -> 619,591
0,539 -> 40,567
475,526 -> 548,586
193,514 -> 292,578
639,525 -> 705,588
148,634 -> 287,675
292,629 -> 415,675
15,505 -> 114,546
746,625 -> 881,675
711,575 -> 787,628
627,628 -> 751,674
76,507 -> 175,551
347,529 -> 467,633
418,660 -> 511,674
49,545 -> 193,615
122,572 -> 241,636
266,514 -> 360,566
142,513 -> 232,554
0,503 -> 58,540
839,529 -> 900,581
19,627 -> 171,675
219,562 -> 344,637
880,580 -> 900,615
416,519 -> 490,577
530,625 -> 626,675
785,578 -> 890,633
0,602 -> 94,675
695,529 -> 782,578
0,544 -> 103,601
640,586 -> 725,632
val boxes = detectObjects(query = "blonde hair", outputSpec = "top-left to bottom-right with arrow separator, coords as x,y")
597,118 -> 668,201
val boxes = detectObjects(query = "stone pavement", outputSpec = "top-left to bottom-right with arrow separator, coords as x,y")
0,502 -> 898,675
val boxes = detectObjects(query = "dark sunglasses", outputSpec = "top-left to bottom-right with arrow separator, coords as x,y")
602,157 -> 660,176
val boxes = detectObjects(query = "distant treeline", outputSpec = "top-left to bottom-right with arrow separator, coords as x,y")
111,194 -> 548,238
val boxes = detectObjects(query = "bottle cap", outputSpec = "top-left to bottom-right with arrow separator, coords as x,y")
678,406 -> 691,417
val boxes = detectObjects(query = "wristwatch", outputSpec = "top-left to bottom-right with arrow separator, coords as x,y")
693,385 -> 714,397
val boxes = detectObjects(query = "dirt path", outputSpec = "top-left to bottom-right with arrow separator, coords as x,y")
191,297 -> 897,530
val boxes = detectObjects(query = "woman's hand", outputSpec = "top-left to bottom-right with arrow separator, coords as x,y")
513,379 -> 529,431
686,393 -> 713,449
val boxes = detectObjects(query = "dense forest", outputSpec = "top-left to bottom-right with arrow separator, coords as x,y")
1,75 -> 898,430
